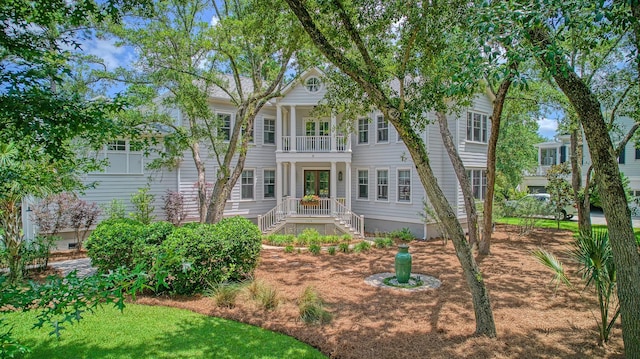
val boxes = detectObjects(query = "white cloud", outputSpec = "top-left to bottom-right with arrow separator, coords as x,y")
210,15 -> 219,27
83,37 -> 127,70
537,117 -> 558,140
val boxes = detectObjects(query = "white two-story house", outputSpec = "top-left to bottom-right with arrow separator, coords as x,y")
25,69 -> 493,248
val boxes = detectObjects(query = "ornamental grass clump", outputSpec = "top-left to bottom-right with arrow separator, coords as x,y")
207,282 -> 243,308
298,286 -> 332,325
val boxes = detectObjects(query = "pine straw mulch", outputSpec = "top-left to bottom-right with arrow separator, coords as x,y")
131,224 -> 625,358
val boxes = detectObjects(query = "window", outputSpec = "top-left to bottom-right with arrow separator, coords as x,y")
305,77 -> 321,92
397,169 -> 411,202
467,170 -> 487,200
540,148 -> 557,166
101,140 -> 143,174
619,146 -> 626,164
358,170 -> 368,199
263,117 -> 275,144
466,111 -> 488,143
635,148 -> 640,159
263,170 -> 275,199
377,115 -> 388,143
241,170 -> 254,200
107,140 -> 126,151
218,113 -> 232,141
358,118 -> 369,144
377,169 -> 388,200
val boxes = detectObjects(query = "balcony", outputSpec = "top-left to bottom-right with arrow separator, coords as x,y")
281,136 -> 348,152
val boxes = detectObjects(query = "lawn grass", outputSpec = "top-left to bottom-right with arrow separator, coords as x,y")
4,304 -> 326,359
497,217 -> 640,242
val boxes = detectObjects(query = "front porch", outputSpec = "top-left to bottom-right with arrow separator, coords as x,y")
258,197 -> 364,238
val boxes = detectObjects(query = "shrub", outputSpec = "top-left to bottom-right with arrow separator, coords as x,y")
162,190 -> 185,226
297,228 -> 321,245
374,238 -> 394,249
158,217 -> 261,295
130,184 -> 156,225
298,286 -> 332,325
308,243 -> 321,255
264,234 -> 295,246
102,199 -> 126,221
327,246 -> 337,255
390,227 -> 414,242
353,241 -> 371,253
338,242 -> 350,253
21,235 -> 56,271
85,218 -> 144,272
284,245 -> 295,253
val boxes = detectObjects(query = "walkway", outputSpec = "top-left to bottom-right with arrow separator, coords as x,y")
50,258 -> 96,278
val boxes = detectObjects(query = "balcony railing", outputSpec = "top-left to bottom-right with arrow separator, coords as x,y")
282,136 -> 347,152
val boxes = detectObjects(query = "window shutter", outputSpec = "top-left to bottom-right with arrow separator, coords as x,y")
560,146 -> 566,163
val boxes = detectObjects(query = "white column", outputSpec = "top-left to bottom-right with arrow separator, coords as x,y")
276,161 -> 283,205
276,105 -> 282,152
330,112 -> 337,152
346,162 -> 352,209
290,105 -> 296,152
330,161 -> 337,214
290,161 -> 296,198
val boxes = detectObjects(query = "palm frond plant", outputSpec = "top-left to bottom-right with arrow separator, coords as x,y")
532,229 -> 619,345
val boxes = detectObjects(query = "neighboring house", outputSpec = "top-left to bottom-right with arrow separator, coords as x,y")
522,117 -> 640,208
521,134 -> 571,194
24,69 -> 493,249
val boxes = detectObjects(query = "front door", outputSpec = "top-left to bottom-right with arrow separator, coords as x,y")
304,170 -> 330,198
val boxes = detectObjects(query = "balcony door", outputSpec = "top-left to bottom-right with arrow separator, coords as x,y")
304,118 -> 330,151
304,170 -> 330,198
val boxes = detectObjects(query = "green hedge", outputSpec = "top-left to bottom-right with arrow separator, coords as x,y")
160,217 -> 261,294
86,217 -> 261,295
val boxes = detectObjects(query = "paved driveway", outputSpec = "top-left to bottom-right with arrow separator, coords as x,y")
584,209 -> 640,228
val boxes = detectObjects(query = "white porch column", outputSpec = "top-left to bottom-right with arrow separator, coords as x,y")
276,161 -> 283,205
290,161 -> 296,198
330,161 -> 337,214
330,112 -> 337,152
347,132 -> 352,152
290,105 -> 296,152
276,105 -> 282,152
346,162 -> 352,209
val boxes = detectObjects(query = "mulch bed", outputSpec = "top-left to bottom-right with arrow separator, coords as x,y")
133,225 -> 625,358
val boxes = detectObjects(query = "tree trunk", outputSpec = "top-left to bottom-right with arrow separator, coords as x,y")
481,70 -> 514,255
529,26 -> 640,357
284,0 -> 496,337
189,141 -> 208,223
436,112 -> 479,248
570,127 -> 591,237
0,198 -> 24,282
397,116 -> 497,337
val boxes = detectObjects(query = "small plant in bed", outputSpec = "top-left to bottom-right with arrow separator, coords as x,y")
390,227 -> 414,242
353,241 -> 371,253
338,242 -> 351,253
383,275 -> 424,288
308,243 -> 321,255
374,238 -> 394,249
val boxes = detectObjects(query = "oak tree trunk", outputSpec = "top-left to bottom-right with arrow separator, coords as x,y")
529,26 -> 640,357
436,112 -> 479,248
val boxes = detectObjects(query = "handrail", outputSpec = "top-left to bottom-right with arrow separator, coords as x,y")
259,197 -> 364,236
280,136 -> 347,153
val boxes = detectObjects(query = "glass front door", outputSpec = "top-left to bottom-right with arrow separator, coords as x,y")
304,170 -> 330,198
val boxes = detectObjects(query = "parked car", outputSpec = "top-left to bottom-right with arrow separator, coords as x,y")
505,193 -> 577,221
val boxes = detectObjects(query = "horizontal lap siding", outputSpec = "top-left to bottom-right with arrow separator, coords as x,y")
351,124 -> 427,225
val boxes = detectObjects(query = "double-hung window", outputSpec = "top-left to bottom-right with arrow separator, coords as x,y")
397,169 -> 411,202
467,169 -> 487,200
376,115 -> 388,143
241,170 -> 254,200
377,169 -> 388,200
358,118 -> 369,144
263,117 -> 275,144
263,170 -> 275,199
466,111 -> 488,143
358,170 -> 368,199
218,113 -> 232,141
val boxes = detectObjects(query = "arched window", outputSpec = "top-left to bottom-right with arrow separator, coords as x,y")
305,77 -> 321,92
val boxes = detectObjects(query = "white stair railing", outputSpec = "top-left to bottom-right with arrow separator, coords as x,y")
259,198 -> 364,236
